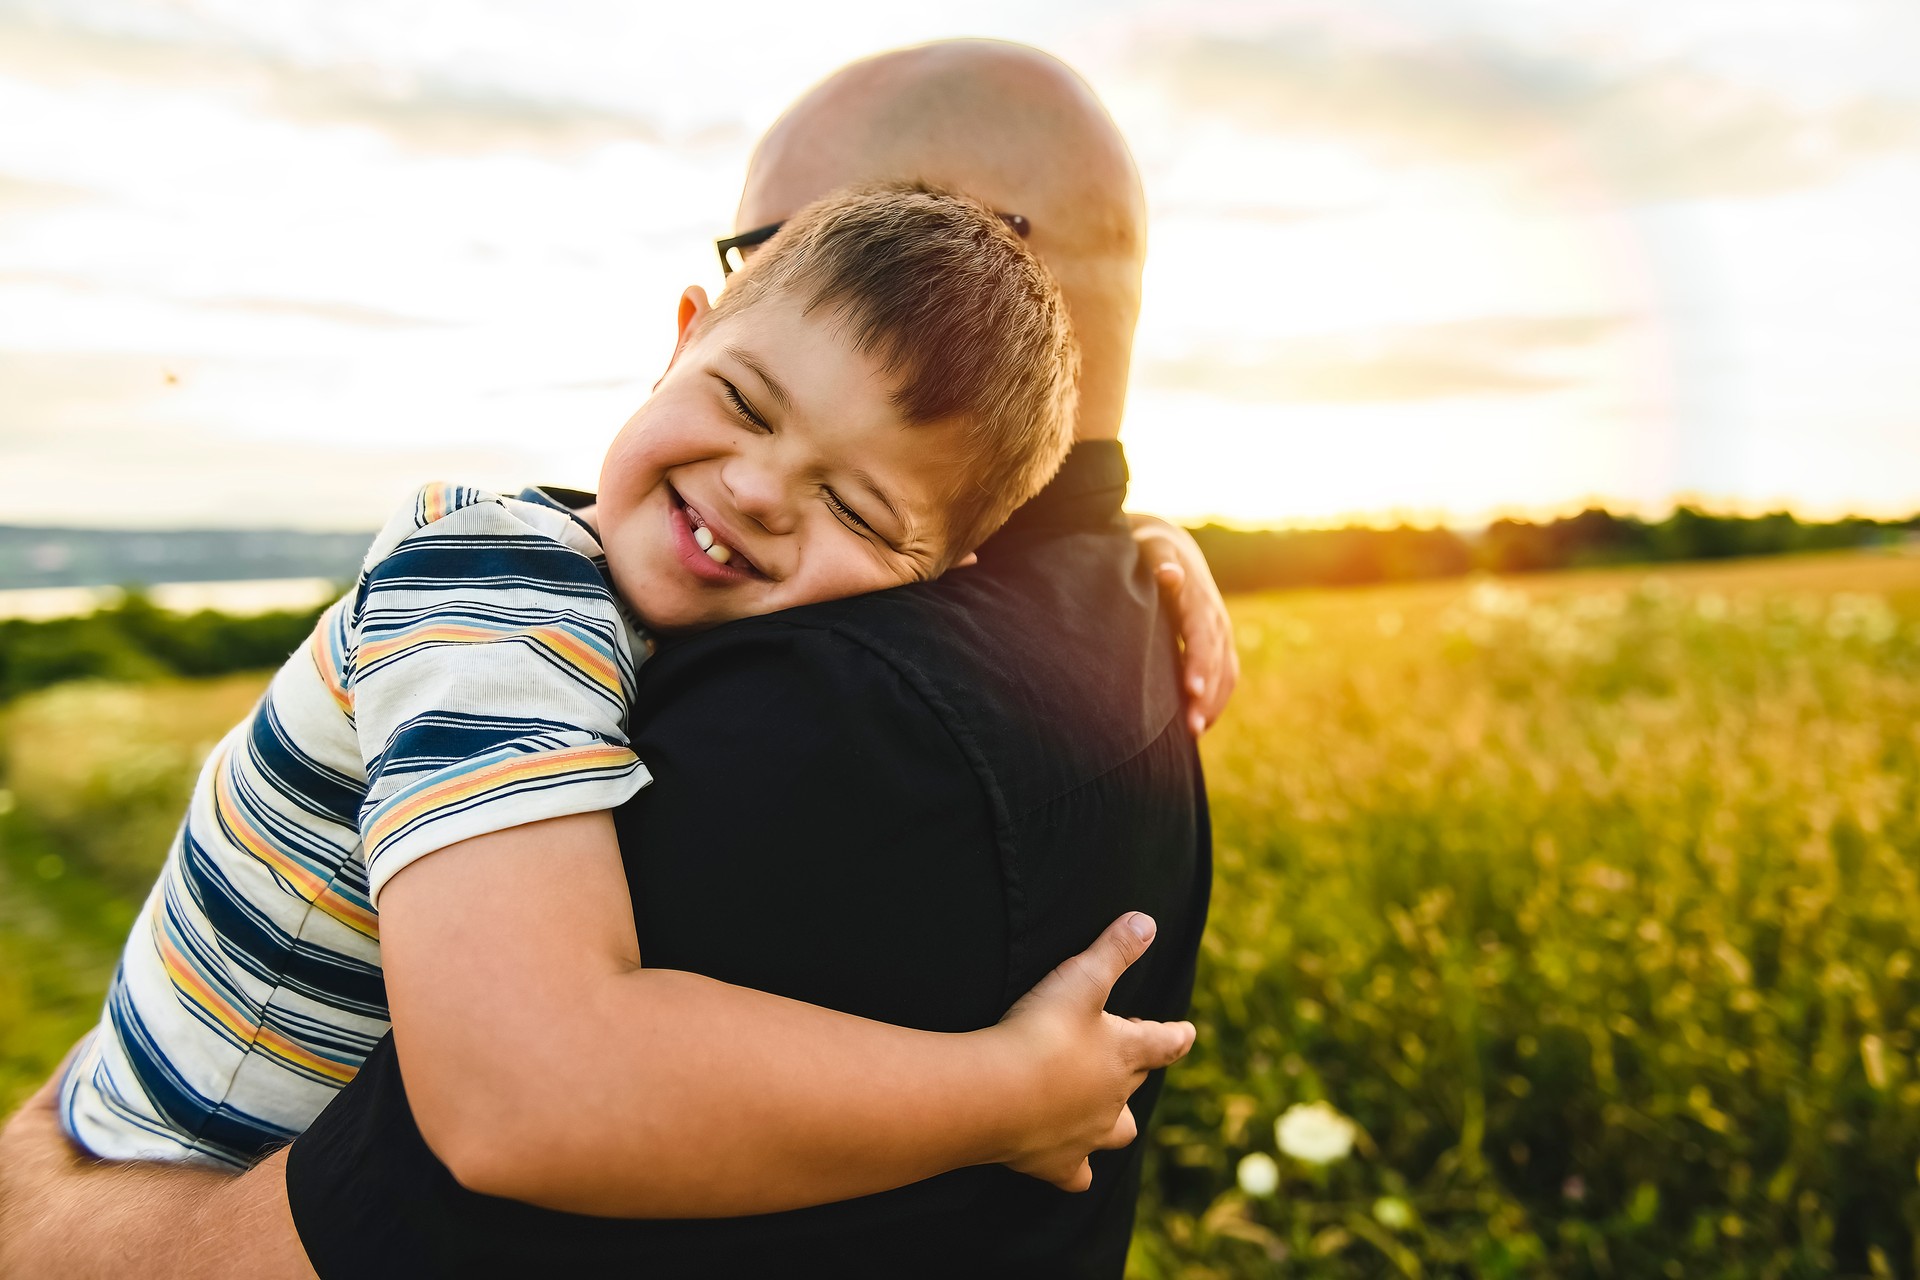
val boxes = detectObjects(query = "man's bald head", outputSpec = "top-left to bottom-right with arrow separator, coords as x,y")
738,41 -> 1145,441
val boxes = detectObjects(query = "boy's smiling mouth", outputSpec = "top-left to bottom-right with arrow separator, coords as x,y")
668,486 -> 766,582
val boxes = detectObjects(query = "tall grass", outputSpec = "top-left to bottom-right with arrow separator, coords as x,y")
3,552 -> 1918,1276
0,675 -> 266,1106
1134,553 -> 1920,1278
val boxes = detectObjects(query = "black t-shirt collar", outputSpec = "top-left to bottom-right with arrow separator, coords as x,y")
987,440 -> 1130,542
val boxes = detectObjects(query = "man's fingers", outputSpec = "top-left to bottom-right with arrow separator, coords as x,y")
1061,912 -> 1157,1002
1174,587 -> 1234,736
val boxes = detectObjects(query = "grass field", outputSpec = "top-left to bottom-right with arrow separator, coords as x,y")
4,550 -> 1919,1277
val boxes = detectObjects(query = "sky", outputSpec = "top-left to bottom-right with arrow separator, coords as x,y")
1,0 -> 1916,531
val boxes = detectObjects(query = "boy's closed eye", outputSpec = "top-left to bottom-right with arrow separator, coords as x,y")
714,373 -> 904,552
718,378 -> 769,432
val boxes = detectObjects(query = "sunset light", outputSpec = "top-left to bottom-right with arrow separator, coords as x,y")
2,0 -> 1916,531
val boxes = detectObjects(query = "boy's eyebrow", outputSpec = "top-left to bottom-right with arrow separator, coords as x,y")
850,468 -> 908,539
723,344 -> 792,414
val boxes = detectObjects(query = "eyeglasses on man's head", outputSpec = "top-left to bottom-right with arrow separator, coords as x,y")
716,211 -> 1031,277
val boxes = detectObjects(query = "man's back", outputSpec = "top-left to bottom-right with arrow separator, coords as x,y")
284,442 -> 1211,1277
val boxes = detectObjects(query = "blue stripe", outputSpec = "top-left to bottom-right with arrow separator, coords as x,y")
354,635 -> 627,718
248,701 -> 361,827
177,830 -> 388,1018
68,481 -> 643,1169
366,758 -> 644,862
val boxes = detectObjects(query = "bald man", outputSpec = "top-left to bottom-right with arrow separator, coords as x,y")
0,41 -> 1220,1278
734,41 -> 1235,725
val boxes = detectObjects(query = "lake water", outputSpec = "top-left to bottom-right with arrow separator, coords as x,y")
0,577 -> 342,621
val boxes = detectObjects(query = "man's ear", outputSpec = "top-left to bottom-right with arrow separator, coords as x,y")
657,286 -> 712,386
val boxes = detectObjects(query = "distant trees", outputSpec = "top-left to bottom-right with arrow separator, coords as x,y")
1,506 -> 1916,704
1191,507 -> 1919,594
0,589 -> 327,703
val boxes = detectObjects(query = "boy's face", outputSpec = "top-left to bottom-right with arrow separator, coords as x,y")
595,286 -> 960,634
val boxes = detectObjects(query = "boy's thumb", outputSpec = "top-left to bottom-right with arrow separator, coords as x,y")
1068,913 -> 1157,1001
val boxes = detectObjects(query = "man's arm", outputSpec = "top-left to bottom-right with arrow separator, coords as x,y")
1129,512 -> 1239,735
0,1071 -> 313,1280
379,811 -> 1186,1217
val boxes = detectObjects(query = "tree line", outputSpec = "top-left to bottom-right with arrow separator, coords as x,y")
1190,505 -> 1919,595
0,591 -> 327,704
1,506 -> 1916,704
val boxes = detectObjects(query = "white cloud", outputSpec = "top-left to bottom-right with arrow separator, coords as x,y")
1131,24 -> 1920,203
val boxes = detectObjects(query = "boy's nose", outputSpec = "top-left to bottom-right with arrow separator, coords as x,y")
721,457 -> 795,537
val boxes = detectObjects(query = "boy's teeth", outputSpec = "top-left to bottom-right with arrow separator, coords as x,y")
690,521 -> 734,565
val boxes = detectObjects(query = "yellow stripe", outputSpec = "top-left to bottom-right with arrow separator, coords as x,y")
357,623 -> 619,697
213,752 -> 379,939
153,918 -> 360,1084
253,1025 -> 360,1085
307,599 -> 352,714
153,915 -> 258,1044
420,482 -> 456,525
366,742 -> 635,856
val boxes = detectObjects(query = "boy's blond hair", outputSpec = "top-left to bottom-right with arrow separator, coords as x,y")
712,182 -> 1079,561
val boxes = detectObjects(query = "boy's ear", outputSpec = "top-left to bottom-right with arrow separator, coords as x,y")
658,286 -> 712,385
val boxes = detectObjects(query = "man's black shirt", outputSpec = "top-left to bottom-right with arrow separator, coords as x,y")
285,441 -> 1212,1277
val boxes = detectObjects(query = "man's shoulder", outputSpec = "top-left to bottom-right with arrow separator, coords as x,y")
637,526 -> 1182,817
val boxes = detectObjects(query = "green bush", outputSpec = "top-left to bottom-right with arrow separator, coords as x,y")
0,589 -> 329,704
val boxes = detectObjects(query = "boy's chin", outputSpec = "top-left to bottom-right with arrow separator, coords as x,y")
627,585 -> 727,637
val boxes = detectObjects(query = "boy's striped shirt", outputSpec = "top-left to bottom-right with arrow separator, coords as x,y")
60,484 -> 650,1168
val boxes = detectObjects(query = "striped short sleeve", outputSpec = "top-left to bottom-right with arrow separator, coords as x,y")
349,484 -> 650,902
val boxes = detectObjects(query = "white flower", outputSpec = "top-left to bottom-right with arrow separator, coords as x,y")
1275,1102 -> 1358,1165
1236,1152 -> 1280,1197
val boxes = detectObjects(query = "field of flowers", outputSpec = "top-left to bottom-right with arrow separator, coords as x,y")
3,550 -> 1918,1277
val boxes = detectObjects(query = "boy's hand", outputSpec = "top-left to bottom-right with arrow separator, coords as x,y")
991,912 -> 1196,1192
1129,514 -> 1239,736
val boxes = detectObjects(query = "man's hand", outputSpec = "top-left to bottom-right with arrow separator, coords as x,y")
989,912 -> 1196,1192
0,1055 -> 314,1280
1129,513 -> 1239,736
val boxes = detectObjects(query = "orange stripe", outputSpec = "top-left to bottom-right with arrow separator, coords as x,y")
366,743 -> 635,855
213,754 -> 379,939
153,915 -> 362,1084
153,918 -> 258,1043
253,1025 -> 360,1084
306,600 -> 352,714
421,482 -> 452,525
357,624 -> 619,696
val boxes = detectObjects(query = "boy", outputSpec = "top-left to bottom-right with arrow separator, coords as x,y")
58,183 -> 1194,1211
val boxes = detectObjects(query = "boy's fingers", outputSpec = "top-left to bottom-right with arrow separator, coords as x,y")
1060,913 -> 1157,1002
1125,1017 -> 1197,1071
1096,1106 -> 1138,1151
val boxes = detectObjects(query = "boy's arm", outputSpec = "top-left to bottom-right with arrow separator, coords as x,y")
379,809 -> 1189,1218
